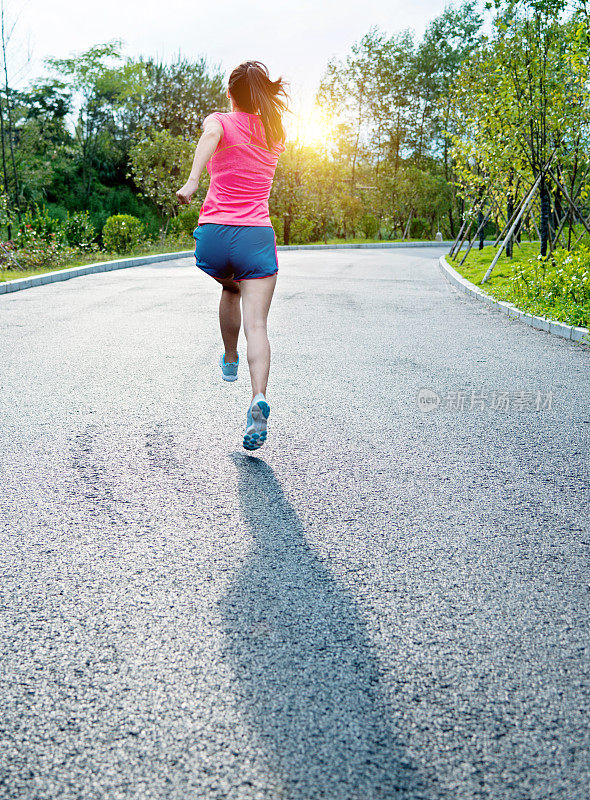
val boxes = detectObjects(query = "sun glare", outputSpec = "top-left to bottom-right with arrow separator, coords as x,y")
289,108 -> 334,148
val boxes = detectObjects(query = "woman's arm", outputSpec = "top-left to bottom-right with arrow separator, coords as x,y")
176,115 -> 224,205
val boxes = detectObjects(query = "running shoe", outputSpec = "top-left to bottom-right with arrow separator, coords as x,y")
243,393 -> 270,451
219,353 -> 239,382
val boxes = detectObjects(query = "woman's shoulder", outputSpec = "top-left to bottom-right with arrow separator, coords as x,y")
203,112 -> 225,130
204,111 -> 248,134
205,111 -> 244,121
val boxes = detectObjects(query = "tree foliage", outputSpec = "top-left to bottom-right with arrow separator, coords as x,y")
449,0 -> 590,254
0,1 -> 587,259
314,2 -> 484,239
128,129 -> 194,227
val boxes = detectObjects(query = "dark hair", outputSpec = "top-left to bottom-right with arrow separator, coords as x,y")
228,61 -> 289,150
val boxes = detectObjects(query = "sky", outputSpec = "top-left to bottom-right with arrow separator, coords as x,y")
5,0 -> 452,112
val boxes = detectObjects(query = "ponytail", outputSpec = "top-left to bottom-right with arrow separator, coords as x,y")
228,61 -> 289,150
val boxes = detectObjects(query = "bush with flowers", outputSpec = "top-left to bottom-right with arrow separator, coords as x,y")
14,235 -> 76,271
63,211 -> 97,251
8,205 -> 75,271
0,205 -> 102,272
18,204 -> 67,246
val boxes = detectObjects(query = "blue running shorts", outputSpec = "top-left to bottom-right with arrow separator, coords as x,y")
193,223 -> 279,282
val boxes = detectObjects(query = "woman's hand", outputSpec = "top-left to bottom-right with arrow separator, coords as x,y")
176,178 -> 198,205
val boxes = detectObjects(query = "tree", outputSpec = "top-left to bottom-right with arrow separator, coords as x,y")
0,0 -> 28,232
128,129 -> 194,233
269,142 -> 309,245
46,41 -> 129,203
12,79 -> 75,206
414,1 -> 483,234
449,0 -> 590,256
316,8 -> 484,240
317,27 -> 385,191
118,56 -> 227,141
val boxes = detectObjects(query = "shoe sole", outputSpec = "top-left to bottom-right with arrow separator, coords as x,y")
243,400 -> 270,451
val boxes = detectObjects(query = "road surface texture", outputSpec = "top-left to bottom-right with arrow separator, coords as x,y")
1,247 -> 588,800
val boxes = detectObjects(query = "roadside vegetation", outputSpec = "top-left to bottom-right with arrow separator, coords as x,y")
454,241 -> 590,329
0,1 -> 485,281
444,0 -> 590,330
0,0 -> 588,334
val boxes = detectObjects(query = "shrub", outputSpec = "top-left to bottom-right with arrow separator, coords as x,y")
360,213 -> 380,239
169,207 -> 200,238
270,216 -> 284,245
290,218 -> 314,244
18,204 -> 66,246
502,245 -> 590,328
88,185 -> 162,240
64,211 -> 96,250
409,216 -> 431,240
102,214 -> 144,254
15,238 -> 76,271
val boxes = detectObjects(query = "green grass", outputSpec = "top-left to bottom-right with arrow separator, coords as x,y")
449,241 -> 541,291
449,241 -> 590,330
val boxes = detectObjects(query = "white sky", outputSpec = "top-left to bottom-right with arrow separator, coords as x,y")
6,0 -> 452,113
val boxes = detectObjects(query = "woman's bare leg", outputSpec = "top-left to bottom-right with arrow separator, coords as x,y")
216,278 -> 241,363
239,274 -> 277,399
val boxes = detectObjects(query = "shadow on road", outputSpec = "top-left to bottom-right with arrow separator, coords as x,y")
220,453 -> 425,799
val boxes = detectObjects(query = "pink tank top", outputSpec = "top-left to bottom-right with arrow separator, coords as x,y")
198,111 -> 285,227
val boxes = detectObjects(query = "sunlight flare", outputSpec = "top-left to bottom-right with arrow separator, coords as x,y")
289,107 -> 334,148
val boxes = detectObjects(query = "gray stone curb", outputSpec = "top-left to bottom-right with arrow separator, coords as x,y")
0,241 -> 494,297
439,254 -> 590,345
277,240 -> 495,251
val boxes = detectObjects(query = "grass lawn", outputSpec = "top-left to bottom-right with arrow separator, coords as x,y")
448,241 -> 590,330
448,242 -> 541,291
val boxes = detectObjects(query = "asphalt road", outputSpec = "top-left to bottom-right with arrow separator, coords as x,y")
1,247 -> 588,800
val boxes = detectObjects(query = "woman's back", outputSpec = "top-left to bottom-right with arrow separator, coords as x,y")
198,111 -> 285,227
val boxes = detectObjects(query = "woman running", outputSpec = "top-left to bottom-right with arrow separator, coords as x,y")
176,61 -> 288,452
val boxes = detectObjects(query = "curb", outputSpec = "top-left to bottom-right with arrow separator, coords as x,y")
278,240 -> 496,251
439,255 -> 589,345
0,240 -> 497,297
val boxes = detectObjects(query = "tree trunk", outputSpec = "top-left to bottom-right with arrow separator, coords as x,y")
505,173 -> 514,258
0,96 -> 9,239
283,213 -> 291,247
478,209 -> 484,250
1,8 -> 19,222
540,176 -> 549,257
553,182 -> 562,247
